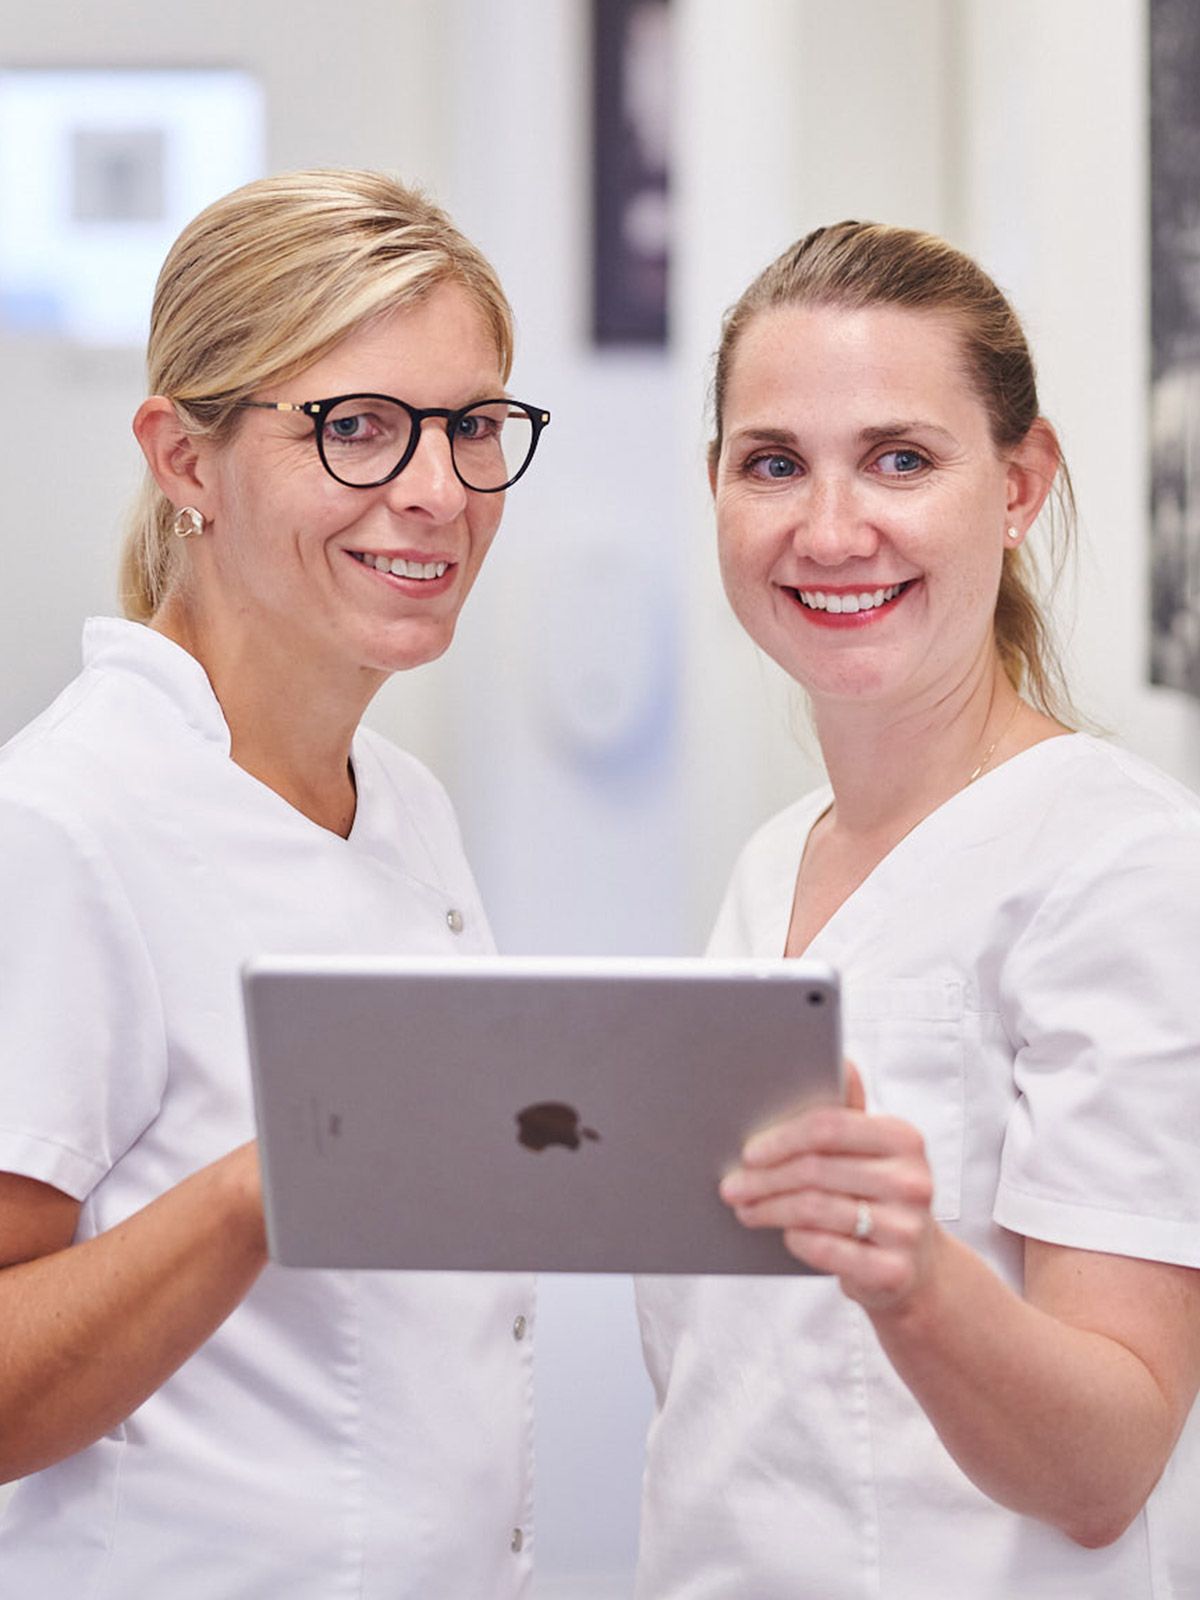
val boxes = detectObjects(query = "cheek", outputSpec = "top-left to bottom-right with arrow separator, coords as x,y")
463,500 -> 505,572
716,504 -> 774,602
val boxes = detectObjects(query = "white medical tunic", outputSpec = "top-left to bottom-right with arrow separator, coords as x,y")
636,734 -> 1200,1600
0,619 -> 535,1599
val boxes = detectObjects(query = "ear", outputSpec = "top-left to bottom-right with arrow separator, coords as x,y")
707,452 -> 719,499
132,397 -> 215,516
1003,417 -> 1060,545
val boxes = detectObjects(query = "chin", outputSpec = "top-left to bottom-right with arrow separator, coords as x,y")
368,620 -> 457,675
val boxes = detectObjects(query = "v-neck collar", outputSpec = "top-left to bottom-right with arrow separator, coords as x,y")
777,732 -> 1086,960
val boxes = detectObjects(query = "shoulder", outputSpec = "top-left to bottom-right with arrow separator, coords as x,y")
0,774 -> 134,924
1045,734 -> 1200,828
1014,736 -> 1200,898
0,670 -> 105,780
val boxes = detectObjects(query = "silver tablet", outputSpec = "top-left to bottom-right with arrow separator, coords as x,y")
242,955 -> 842,1275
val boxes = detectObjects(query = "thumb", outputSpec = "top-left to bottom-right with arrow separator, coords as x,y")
843,1060 -> 867,1112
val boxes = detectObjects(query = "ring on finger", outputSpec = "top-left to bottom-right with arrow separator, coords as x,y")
852,1199 -> 874,1242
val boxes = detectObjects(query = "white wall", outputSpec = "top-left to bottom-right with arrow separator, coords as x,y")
958,0 -> 1200,783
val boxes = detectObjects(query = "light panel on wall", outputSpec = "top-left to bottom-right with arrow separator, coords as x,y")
0,68 -> 264,346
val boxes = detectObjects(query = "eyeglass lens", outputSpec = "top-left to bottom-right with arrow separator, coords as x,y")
320,398 -> 536,491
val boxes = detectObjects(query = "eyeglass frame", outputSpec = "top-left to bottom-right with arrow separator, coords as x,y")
234,393 -> 551,493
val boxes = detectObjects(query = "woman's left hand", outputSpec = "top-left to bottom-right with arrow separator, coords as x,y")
718,1062 -> 941,1312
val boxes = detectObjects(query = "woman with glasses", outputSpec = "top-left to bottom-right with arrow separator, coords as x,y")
0,169 -> 548,1597
634,222 -> 1200,1599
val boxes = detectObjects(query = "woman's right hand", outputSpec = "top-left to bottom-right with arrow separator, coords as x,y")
0,1142 -> 269,1485
719,1063 -> 943,1315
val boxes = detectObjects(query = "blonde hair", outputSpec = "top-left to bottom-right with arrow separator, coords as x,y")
710,221 -> 1076,722
121,169 -> 515,621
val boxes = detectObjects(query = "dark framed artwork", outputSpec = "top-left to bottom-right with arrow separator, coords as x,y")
591,0 -> 671,346
1149,0 -> 1200,696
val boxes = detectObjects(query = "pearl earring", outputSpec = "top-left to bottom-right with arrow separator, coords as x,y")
172,506 -> 206,539
1006,526 -> 1020,543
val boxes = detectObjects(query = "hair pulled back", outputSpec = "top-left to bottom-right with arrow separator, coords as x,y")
121,168 -> 514,621
710,221 -> 1075,720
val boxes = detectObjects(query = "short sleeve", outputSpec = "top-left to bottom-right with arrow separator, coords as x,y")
0,794 -> 166,1199
995,812 -> 1200,1266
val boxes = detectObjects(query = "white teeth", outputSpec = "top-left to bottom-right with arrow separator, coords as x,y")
797,582 -> 905,614
355,552 -> 449,580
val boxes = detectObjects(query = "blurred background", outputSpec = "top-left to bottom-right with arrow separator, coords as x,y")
0,2 -> 1196,1594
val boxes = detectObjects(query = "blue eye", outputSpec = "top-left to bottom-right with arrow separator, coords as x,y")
876,448 -> 928,475
748,454 -> 799,480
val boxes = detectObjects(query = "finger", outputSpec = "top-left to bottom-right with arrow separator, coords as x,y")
780,1228 -> 920,1302
844,1060 -> 867,1112
720,1152 -> 933,1211
742,1107 -> 925,1169
731,1191 -> 922,1251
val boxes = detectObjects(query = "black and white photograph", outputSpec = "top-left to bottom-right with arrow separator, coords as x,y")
1149,0 -> 1200,695
591,0 -> 671,345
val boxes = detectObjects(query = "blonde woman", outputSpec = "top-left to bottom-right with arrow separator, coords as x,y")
0,171 -> 549,1596
635,223 -> 1200,1599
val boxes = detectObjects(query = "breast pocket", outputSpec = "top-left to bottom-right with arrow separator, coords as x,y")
844,979 -> 965,1222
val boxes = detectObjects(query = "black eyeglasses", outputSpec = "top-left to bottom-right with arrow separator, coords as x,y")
235,393 -> 551,493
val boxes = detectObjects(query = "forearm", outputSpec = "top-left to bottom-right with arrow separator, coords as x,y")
870,1229 -> 1173,1546
0,1144 -> 267,1483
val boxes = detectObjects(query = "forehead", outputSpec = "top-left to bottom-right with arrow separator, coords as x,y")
724,302 -> 984,433
290,281 -> 505,401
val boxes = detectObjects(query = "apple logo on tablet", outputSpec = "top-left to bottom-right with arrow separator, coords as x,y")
516,1102 -> 600,1153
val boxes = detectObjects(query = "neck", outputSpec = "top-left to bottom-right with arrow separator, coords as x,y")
811,653 -> 1019,841
151,596 -> 384,838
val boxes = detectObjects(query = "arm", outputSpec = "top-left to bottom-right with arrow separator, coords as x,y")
0,1145 -> 267,1485
719,1072 -> 1200,1547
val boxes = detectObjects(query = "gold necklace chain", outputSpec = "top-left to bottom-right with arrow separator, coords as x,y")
966,697 -> 1022,785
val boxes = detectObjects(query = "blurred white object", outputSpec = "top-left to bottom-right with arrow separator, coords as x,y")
0,69 -> 263,346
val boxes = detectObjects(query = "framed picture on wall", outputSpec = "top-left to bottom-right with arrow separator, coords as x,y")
0,67 -> 263,346
591,0 -> 671,346
1148,0 -> 1200,697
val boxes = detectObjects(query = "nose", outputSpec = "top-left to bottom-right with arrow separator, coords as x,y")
382,419 -> 469,523
796,474 -> 879,567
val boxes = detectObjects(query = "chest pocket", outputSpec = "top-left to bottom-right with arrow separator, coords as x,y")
843,979 -> 965,1222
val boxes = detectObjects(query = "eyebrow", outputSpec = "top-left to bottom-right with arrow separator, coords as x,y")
856,419 -> 960,449
728,419 -> 961,451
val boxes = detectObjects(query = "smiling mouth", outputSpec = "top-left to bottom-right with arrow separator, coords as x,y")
790,580 -> 914,615
350,551 -> 450,581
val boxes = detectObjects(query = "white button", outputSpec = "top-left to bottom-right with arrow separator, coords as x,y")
512,1314 -> 527,1341
511,1527 -> 524,1554
446,908 -> 464,934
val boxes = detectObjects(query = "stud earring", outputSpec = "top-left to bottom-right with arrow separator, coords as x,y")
1006,526 -> 1020,542
172,506 -> 206,539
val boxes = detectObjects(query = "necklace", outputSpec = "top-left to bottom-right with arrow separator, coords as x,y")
966,697 -> 1022,785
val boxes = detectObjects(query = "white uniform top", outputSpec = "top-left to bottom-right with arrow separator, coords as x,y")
635,734 -> 1200,1600
0,619 -> 536,1600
